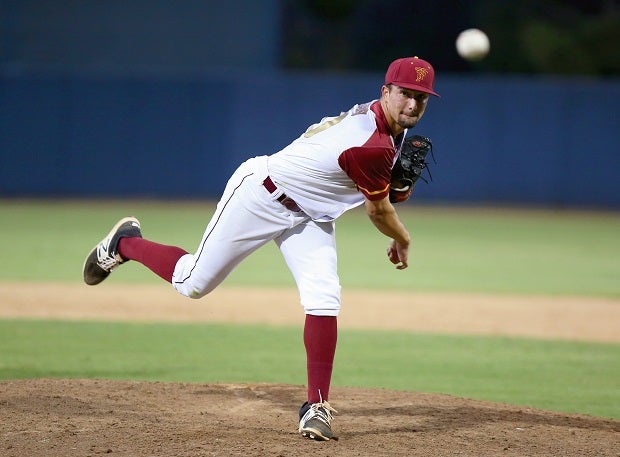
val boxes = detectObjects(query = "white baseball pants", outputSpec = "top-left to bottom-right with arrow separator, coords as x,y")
171,156 -> 341,316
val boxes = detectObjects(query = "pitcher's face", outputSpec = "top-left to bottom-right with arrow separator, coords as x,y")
382,85 -> 429,134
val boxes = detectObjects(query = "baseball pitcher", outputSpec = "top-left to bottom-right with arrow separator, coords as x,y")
83,56 -> 439,441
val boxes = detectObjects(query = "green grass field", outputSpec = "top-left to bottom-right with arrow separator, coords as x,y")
1,199 -> 619,420
2,199 -> 619,296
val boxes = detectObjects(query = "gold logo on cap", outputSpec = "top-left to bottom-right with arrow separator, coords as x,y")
415,67 -> 428,82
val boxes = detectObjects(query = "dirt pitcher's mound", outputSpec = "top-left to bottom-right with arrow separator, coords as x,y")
1,379 -> 617,457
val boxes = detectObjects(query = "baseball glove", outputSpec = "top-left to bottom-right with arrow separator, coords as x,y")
389,134 -> 434,204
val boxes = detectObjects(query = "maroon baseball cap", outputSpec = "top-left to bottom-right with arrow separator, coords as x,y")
384,56 -> 440,97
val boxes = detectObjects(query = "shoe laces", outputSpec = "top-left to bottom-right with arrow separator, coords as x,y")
96,255 -> 119,271
307,390 -> 337,426
309,400 -> 337,425
96,242 -> 120,271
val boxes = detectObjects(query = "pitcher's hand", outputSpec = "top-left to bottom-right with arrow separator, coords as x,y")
386,239 -> 409,270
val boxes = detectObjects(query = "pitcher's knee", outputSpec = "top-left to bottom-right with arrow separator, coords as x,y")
299,285 -> 341,316
302,302 -> 340,316
172,278 -> 216,299
171,253 -> 221,299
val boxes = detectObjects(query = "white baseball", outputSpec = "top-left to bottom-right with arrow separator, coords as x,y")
456,28 -> 490,61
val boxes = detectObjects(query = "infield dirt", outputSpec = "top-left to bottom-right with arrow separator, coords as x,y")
1,282 -> 618,456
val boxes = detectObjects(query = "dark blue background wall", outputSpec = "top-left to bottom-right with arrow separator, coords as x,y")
1,71 -> 619,208
0,0 -> 280,73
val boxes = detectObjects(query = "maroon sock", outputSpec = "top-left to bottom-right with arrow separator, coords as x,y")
118,237 -> 188,283
304,314 -> 337,404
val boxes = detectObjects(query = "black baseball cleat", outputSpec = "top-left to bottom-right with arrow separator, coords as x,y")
82,216 -> 142,286
298,400 -> 338,441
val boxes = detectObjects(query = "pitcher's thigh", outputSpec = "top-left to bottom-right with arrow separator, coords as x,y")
277,220 -> 341,316
173,175 -> 288,298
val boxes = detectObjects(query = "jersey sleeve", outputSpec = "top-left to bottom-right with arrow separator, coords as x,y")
338,146 -> 393,201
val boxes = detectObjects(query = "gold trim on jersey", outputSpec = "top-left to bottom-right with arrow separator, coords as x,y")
304,112 -> 348,138
357,182 -> 390,196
